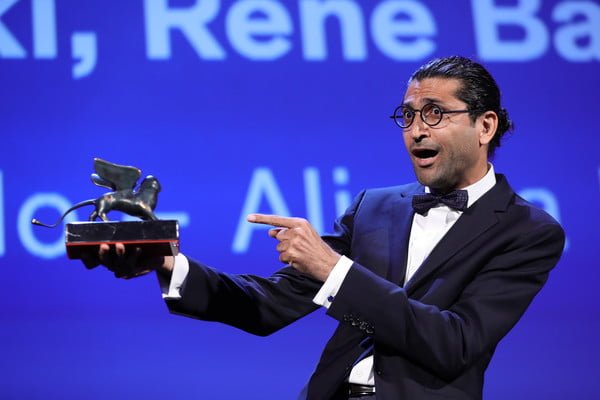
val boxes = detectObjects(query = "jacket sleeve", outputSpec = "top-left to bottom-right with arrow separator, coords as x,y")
165,260 -> 324,336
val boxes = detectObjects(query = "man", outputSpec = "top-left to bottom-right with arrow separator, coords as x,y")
94,56 -> 565,399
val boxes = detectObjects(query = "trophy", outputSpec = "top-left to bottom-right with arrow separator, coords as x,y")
31,158 -> 179,260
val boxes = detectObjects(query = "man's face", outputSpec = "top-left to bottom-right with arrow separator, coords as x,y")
402,77 -> 490,192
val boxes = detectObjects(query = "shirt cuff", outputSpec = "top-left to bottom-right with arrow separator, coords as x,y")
158,253 -> 189,300
313,255 -> 353,309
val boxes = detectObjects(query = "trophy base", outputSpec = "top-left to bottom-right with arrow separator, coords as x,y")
65,220 -> 179,260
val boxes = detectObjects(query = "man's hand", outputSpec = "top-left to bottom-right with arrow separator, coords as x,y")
247,214 -> 341,282
81,243 -> 175,280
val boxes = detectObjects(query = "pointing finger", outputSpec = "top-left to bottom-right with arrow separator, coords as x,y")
247,214 -> 301,228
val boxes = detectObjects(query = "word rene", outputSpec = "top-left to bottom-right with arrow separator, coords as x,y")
147,0 -> 599,62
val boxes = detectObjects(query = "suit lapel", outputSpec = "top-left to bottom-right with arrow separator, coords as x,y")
387,185 -> 421,286
404,175 -> 514,292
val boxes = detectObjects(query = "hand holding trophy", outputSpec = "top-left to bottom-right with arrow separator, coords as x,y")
32,158 -> 179,278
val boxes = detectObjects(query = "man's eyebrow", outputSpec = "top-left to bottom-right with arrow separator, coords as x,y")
423,97 -> 446,105
401,97 -> 448,108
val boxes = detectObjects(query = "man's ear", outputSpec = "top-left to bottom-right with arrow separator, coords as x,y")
478,111 -> 498,146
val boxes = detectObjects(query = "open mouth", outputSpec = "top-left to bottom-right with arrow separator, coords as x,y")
412,148 -> 439,159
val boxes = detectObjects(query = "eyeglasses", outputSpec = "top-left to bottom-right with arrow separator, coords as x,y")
390,103 -> 472,129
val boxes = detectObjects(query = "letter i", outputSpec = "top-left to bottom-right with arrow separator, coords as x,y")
333,167 -> 351,216
32,0 -> 58,58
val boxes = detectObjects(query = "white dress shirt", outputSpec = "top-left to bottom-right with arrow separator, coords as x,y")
160,165 -> 497,387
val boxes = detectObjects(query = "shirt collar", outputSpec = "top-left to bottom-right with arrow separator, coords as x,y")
462,164 -> 496,208
424,164 -> 497,209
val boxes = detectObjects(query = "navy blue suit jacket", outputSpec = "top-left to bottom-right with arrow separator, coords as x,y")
166,174 -> 565,399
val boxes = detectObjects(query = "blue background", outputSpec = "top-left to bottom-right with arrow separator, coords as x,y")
1,1 -> 599,398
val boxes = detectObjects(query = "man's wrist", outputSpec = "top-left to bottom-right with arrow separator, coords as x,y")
313,255 -> 354,308
322,253 -> 342,281
156,255 -> 175,279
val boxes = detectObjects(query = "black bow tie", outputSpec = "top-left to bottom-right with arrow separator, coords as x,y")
412,190 -> 469,215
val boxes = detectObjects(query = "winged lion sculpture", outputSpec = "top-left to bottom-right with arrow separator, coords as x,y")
32,158 -> 161,228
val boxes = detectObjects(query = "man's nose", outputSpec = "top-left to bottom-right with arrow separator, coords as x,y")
407,117 -> 430,142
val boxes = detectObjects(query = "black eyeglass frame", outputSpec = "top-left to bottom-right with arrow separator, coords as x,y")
389,103 -> 474,129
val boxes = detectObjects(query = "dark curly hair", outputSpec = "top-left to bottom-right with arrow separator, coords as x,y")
409,56 -> 514,158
